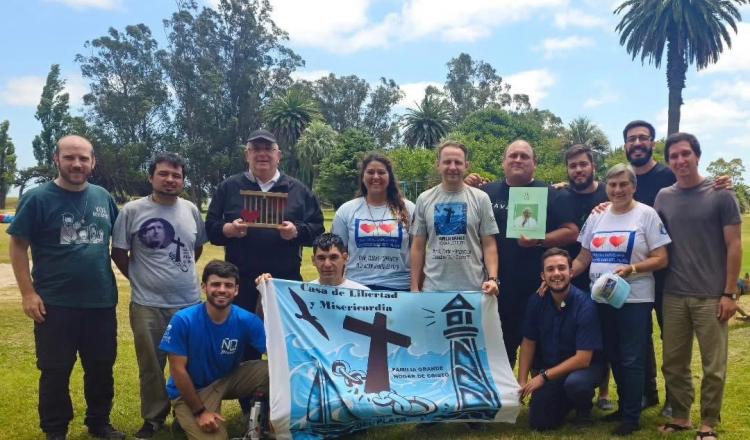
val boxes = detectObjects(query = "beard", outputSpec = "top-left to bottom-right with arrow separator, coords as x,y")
569,173 -> 595,192
626,146 -> 653,167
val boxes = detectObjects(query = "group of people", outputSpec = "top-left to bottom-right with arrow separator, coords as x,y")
9,119 -> 742,440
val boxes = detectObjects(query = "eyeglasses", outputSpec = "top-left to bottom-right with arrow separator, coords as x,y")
247,145 -> 278,153
625,135 -> 652,143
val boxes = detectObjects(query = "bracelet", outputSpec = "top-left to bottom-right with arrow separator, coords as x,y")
193,406 -> 206,417
630,264 -> 637,274
487,277 -> 499,284
540,369 -> 550,382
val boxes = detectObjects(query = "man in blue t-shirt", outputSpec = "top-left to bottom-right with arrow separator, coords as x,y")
160,260 -> 268,440
517,248 -> 603,431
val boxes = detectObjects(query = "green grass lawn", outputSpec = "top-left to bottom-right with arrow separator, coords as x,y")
0,212 -> 748,439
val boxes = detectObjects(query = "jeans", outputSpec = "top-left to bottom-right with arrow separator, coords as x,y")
130,302 -> 182,426
598,302 -> 652,425
529,363 -> 604,431
34,305 -> 117,434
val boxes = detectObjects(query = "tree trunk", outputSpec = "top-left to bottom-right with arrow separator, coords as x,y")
666,36 -> 687,135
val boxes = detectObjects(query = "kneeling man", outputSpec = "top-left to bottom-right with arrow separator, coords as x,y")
160,260 -> 268,440
518,248 -> 604,431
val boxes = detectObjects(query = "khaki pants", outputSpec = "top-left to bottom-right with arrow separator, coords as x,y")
172,361 -> 269,440
130,302 -> 181,425
662,294 -> 728,427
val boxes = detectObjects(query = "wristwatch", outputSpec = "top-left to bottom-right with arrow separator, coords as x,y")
722,293 -> 738,300
539,369 -> 550,382
487,277 -> 499,284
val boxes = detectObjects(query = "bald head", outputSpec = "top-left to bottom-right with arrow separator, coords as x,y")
56,135 -> 93,156
503,139 -> 537,185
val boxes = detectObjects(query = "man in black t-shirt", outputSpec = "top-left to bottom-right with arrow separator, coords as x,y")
560,145 -> 608,291
470,140 -> 579,367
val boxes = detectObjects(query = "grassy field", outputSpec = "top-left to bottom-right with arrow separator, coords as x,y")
0,208 -> 748,439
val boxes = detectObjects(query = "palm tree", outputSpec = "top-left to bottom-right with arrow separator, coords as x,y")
264,89 -> 322,174
615,0 -> 748,134
403,95 -> 452,148
294,121 -> 338,189
567,117 -> 610,155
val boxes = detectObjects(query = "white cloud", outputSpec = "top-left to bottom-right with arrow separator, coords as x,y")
583,82 -> 619,108
655,98 -> 749,139
0,76 -> 45,107
291,70 -> 331,82
711,80 -> 750,101
505,69 -> 556,107
554,9 -> 609,30
271,0 -> 567,53
397,81 -> 442,109
46,0 -> 120,9
701,23 -> 750,75
539,36 -> 594,57
0,74 -> 88,107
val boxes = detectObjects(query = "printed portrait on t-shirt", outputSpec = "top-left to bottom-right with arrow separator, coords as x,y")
59,211 -> 106,245
589,230 -> 635,265
138,218 -> 175,249
354,218 -> 403,249
434,202 -> 467,235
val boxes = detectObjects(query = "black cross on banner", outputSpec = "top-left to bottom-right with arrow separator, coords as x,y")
343,312 -> 411,393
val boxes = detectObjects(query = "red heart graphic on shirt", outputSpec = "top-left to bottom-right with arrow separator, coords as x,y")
591,237 -> 605,248
360,223 -> 376,234
378,223 -> 395,233
609,235 -> 627,247
241,209 -> 260,223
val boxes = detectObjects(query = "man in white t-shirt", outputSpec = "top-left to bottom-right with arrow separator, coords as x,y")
257,233 -> 368,290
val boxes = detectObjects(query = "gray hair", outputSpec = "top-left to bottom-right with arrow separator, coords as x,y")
605,163 -> 637,188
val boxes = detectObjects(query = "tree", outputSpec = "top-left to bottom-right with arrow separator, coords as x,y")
76,23 -> 172,200
444,53 -> 530,123
310,74 -> 402,147
264,88 -> 321,175
566,116 -> 610,172
615,0 -> 748,134
315,129 -> 377,207
386,147 -> 438,201
32,65 -> 71,170
402,95 -> 452,148
163,0 -> 302,208
707,157 -> 748,212
313,74 -> 369,133
0,121 -> 17,209
362,78 -> 403,147
707,157 -> 746,186
294,121 -> 337,189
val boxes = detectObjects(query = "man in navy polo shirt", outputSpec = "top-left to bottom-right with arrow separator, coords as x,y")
517,248 -> 604,431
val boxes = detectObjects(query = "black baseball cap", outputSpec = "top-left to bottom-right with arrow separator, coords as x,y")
246,129 -> 277,144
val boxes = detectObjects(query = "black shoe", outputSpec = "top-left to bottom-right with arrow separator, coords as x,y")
135,421 -> 161,439
571,410 -> 594,425
602,410 -> 622,422
88,424 -> 126,439
46,433 -> 67,440
612,422 -> 640,436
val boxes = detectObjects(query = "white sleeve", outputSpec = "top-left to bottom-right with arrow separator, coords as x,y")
643,207 -> 671,250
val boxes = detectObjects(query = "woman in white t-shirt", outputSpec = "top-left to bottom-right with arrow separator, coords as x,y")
332,154 -> 415,291
571,163 -> 671,435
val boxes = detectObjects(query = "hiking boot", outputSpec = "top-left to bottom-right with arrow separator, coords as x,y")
88,424 -> 126,440
596,398 -> 615,411
135,421 -> 161,439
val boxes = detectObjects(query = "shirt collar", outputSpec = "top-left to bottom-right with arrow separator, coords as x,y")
245,169 -> 281,185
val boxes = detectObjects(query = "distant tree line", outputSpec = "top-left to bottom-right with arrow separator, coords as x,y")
6,0 -> 747,213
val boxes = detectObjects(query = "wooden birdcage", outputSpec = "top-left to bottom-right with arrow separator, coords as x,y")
239,190 -> 288,228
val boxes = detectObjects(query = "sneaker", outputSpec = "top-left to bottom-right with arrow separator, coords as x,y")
612,422 -> 640,436
88,424 -> 126,440
596,398 -> 615,411
46,433 -> 67,440
135,421 -> 161,439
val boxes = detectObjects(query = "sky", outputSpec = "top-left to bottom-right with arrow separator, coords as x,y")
1,0 -> 749,188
